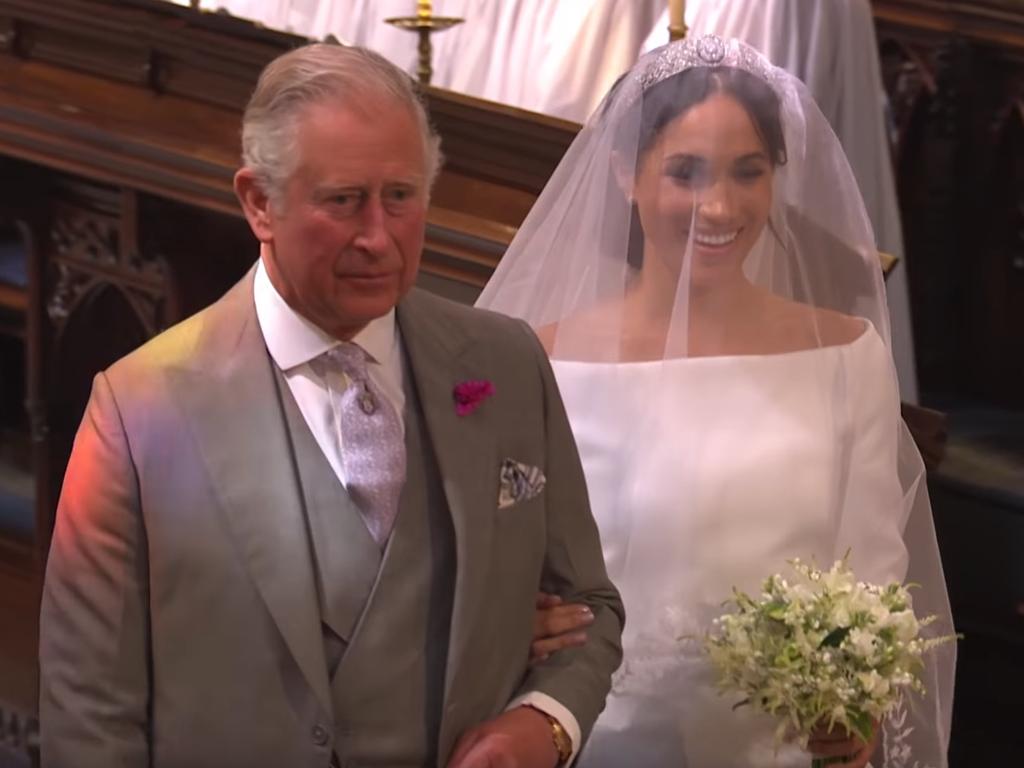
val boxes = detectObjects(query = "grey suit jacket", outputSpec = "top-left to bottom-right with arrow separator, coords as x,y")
39,267 -> 624,768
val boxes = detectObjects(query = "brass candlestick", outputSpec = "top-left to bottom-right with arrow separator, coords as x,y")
668,21 -> 688,42
385,1 -> 464,86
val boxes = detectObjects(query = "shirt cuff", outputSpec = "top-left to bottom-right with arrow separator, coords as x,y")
507,691 -> 582,765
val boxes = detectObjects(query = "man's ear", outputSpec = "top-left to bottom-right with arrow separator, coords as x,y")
234,168 -> 275,243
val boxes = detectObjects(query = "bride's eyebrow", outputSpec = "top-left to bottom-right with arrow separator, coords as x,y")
734,152 -> 769,164
662,151 -> 767,164
663,153 -> 705,165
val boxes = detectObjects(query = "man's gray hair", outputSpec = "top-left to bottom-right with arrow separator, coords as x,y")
241,43 -> 443,203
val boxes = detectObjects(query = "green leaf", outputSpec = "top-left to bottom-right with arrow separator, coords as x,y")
849,709 -> 874,743
820,626 -> 851,648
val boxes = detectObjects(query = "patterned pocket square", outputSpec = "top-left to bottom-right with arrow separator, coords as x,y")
497,458 -> 546,509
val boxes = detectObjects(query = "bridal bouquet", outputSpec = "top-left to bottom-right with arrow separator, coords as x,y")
704,557 -> 956,765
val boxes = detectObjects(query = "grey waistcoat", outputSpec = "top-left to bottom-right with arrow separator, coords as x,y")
277,362 -> 456,767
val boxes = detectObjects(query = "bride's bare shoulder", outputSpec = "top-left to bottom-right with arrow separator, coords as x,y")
534,322 -> 558,355
810,306 -> 868,346
762,293 -> 867,348
534,302 -> 625,356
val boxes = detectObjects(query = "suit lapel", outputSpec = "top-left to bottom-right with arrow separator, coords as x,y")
167,269 -> 332,716
396,291 -> 498,706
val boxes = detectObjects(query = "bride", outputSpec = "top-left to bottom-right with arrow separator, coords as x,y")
477,36 -> 955,768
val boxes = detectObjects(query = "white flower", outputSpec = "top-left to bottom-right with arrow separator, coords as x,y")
846,584 -> 875,615
830,605 -> 852,627
857,670 -> 891,698
821,566 -> 854,594
846,628 -> 877,659
887,609 -> 919,642
868,602 -> 891,625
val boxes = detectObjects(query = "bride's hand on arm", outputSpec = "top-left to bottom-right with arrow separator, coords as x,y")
530,592 -> 593,664
807,720 -> 880,768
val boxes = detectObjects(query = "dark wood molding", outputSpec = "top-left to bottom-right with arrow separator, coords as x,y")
0,0 -> 577,215
425,88 -> 576,196
0,0 -> 296,109
872,1 -> 1024,55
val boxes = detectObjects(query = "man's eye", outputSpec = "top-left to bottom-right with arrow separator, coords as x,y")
326,193 -> 363,214
387,187 -> 415,202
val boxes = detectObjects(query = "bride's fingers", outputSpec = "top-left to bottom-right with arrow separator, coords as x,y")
529,596 -> 594,662
807,739 -> 862,757
805,743 -> 871,768
532,603 -> 593,641
808,719 -> 879,765
807,731 -> 869,760
535,592 -> 562,609
808,733 -> 855,746
530,631 -> 589,664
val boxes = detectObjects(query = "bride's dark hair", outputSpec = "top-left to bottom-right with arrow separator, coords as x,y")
622,66 -> 788,267
636,65 -> 787,166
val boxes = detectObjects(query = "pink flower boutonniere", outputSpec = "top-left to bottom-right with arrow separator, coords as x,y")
453,379 -> 495,417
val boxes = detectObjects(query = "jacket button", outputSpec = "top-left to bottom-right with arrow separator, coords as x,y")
312,724 -> 329,746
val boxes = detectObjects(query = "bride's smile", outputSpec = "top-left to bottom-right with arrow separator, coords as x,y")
691,229 -> 740,247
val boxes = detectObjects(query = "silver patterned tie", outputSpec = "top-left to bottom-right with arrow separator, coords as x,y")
325,343 -> 405,547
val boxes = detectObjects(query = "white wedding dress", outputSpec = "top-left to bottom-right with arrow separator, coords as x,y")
554,324 -> 910,767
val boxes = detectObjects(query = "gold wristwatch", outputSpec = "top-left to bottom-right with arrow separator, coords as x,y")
526,705 -> 572,766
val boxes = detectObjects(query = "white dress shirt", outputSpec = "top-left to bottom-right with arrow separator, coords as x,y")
254,258 -> 405,488
253,258 -> 581,760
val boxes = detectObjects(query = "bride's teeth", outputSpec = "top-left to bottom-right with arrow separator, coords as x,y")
694,230 -> 738,246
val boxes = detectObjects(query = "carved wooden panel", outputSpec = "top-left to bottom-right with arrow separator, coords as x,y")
971,96 -> 1024,403
46,187 -> 167,338
23,178 -> 171,545
875,1 -> 1024,407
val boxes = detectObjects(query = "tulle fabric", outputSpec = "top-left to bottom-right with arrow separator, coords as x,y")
478,35 -> 955,767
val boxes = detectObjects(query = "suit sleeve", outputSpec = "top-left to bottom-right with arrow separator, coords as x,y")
39,371 -> 151,767
510,321 -> 625,743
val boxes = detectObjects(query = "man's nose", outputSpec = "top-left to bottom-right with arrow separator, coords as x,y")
354,196 -> 390,252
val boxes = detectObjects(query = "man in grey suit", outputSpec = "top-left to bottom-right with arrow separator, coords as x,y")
39,43 -> 623,768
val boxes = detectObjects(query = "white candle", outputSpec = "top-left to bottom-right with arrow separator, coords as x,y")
669,0 -> 685,29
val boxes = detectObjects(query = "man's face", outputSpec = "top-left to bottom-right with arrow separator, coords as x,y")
257,99 -> 428,339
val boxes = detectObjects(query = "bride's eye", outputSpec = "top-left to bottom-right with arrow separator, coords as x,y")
733,157 -> 769,184
665,156 -> 709,188
734,168 -> 766,184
